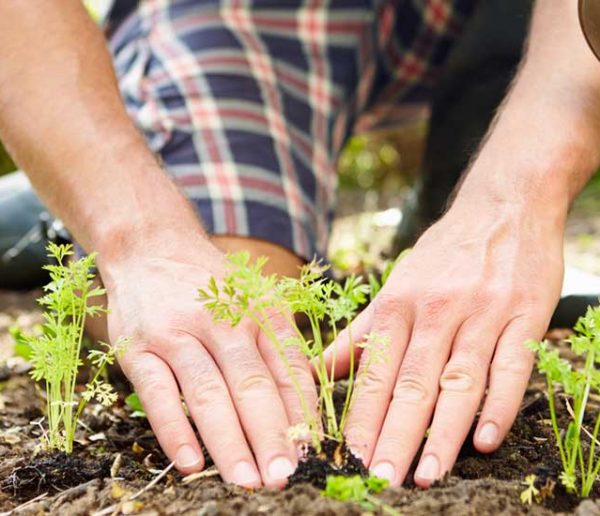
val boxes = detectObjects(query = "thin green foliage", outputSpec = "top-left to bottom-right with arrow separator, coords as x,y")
199,252 -> 390,450
526,305 -> 600,497
125,392 -> 147,418
24,243 -> 127,453
10,325 -> 35,360
322,475 -> 400,515
520,474 -> 541,505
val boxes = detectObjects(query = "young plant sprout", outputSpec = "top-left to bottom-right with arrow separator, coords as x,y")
520,474 -> 541,505
323,474 -> 400,515
526,305 -> 600,497
198,252 -> 390,451
24,243 -> 127,453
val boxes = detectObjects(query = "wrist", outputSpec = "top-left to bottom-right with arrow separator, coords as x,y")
87,170 -> 217,281
453,124 -> 599,228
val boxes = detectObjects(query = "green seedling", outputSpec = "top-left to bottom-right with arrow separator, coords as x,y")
23,243 -> 127,453
323,475 -> 400,515
520,474 -> 541,505
199,252 -> 390,450
10,325 -> 34,360
125,392 -> 147,418
527,305 -> 600,497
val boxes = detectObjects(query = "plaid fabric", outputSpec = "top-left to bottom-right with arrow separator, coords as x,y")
109,0 -> 477,260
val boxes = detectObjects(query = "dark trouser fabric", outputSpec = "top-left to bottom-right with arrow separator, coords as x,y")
396,0 -> 534,248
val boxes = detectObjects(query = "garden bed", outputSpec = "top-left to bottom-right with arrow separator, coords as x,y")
1,322 -> 599,515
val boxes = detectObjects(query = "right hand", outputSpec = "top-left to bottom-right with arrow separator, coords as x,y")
100,239 -> 318,488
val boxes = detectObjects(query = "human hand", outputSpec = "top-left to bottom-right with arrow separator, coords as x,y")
100,240 -> 317,488
325,198 -> 564,487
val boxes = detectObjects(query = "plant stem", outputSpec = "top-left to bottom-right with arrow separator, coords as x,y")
329,323 -> 338,399
547,380 -> 568,470
64,275 -> 89,453
308,314 -> 338,439
569,349 -> 595,493
339,324 -> 355,434
583,411 -> 600,496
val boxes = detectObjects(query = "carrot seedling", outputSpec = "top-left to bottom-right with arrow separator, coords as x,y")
520,474 -> 541,505
527,305 -> 600,497
23,243 -> 127,453
323,475 -> 400,515
198,252 -> 389,451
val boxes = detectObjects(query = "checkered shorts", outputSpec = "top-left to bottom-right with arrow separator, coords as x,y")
109,0 -> 477,260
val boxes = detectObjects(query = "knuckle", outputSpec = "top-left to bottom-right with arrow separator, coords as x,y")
191,376 -> 227,408
128,363 -> 169,394
480,283 -> 505,303
137,376 -> 171,399
344,422 -> 374,449
510,287 -> 532,306
134,319 -> 173,342
355,366 -> 391,397
225,342 -> 259,366
267,312 -> 293,336
492,351 -> 533,380
373,293 -> 410,333
470,289 -> 497,315
276,362 -> 311,392
233,372 -> 275,399
418,292 -> 451,322
375,292 -> 408,321
393,371 -> 431,404
375,433 -> 408,455
280,345 -> 310,368
439,361 -> 481,394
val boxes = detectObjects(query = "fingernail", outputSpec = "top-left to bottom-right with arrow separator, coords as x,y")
416,454 -> 440,481
176,444 -> 202,469
268,456 -> 295,482
371,461 -> 396,483
232,461 -> 260,487
478,422 -> 499,445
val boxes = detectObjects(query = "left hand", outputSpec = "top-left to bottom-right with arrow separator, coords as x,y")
325,195 -> 564,487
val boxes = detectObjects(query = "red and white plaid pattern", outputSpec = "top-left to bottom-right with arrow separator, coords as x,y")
110,0 -> 477,260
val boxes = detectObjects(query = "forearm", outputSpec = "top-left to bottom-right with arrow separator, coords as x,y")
0,1 -> 206,271
454,0 -> 600,221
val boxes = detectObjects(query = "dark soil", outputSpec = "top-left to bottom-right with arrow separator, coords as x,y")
1,452 -> 111,501
287,439 -> 368,489
1,305 -> 600,515
1,371 -> 600,515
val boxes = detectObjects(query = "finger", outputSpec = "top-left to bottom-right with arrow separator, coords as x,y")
256,314 -> 320,430
206,325 -> 297,488
120,352 -> 204,475
342,294 -> 412,464
369,302 -> 460,486
474,315 -> 543,453
413,314 -> 501,487
322,304 -> 373,380
166,339 -> 262,488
